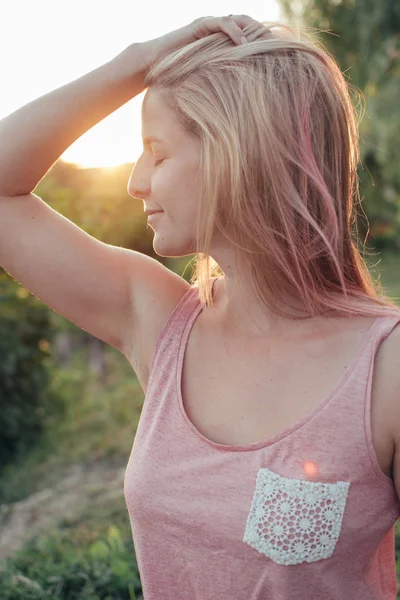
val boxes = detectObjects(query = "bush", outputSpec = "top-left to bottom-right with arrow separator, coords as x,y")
0,271 -> 62,468
0,526 -> 142,599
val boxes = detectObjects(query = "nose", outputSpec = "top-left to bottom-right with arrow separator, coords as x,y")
127,154 -> 151,200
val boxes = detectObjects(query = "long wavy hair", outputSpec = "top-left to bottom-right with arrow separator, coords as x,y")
144,20 -> 400,319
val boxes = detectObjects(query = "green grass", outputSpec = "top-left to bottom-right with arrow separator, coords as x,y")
0,523 -> 142,599
0,346 -> 144,598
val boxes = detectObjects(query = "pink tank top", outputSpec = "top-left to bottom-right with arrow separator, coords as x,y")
124,279 -> 400,600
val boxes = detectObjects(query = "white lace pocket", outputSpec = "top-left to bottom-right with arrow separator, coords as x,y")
243,468 -> 350,565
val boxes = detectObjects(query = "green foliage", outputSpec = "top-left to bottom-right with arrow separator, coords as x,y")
165,255 -> 196,282
373,251 -> 400,302
35,161 -> 155,257
47,347 -> 143,463
0,526 -> 142,599
281,0 -> 400,248
0,344 -> 143,504
0,271 -> 62,468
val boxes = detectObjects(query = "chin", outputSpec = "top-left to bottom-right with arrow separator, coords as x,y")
153,233 -> 196,258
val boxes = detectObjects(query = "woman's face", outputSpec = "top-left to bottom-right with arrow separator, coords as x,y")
128,88 -> 202,258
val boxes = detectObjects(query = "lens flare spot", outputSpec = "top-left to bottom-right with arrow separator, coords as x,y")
303,461 -> 318,476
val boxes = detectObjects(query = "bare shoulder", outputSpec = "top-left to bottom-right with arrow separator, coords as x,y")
372,319 -> 400,493
123,254 -> 190,390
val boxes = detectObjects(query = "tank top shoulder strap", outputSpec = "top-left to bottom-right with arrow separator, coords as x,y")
363,313 -> 400,394
297,313 -> 400,429
362,314 -> 400,481
343,313 -> 400,385
366,314 -> 400,357
148,277 -> 218,378
334,313 -> 400,423
347,313 -> 400,371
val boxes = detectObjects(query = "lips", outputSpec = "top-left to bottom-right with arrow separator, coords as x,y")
144,210 -> 163,216
147,212 -> 163,225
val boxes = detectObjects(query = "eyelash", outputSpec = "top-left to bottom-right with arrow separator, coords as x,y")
141,146 -> 164,166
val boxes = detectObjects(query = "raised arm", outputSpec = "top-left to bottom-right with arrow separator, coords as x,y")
0,44 -> 144,197
0,43 -> 155,357
0,16 -> 251,383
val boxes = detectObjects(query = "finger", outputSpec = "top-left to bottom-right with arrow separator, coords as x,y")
222,15 -> 248,45
221,14 -> 257,43
195,15 -> 250,45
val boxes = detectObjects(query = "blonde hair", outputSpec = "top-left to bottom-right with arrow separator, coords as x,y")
145,20 -> 400,319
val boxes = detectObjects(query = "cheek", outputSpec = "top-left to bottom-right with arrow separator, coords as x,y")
151,174 -> 199,256
156,164 -> 200,216
152,165 -> 177,197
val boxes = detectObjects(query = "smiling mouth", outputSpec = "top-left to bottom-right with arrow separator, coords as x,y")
145,210 -> 163,216
147,212 -> 163,222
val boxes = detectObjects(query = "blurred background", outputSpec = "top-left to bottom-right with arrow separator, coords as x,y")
0,1 -> 399,598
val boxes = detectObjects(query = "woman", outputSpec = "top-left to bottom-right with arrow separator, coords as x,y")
0,14 -> 399,600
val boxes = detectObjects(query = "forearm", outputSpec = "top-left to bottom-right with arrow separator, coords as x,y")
0,43 -> 146,196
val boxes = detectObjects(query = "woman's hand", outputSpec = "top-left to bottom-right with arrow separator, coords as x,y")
137,14 -> 255,73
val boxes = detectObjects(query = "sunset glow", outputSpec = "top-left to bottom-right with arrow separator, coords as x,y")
1,0 -> 281,168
